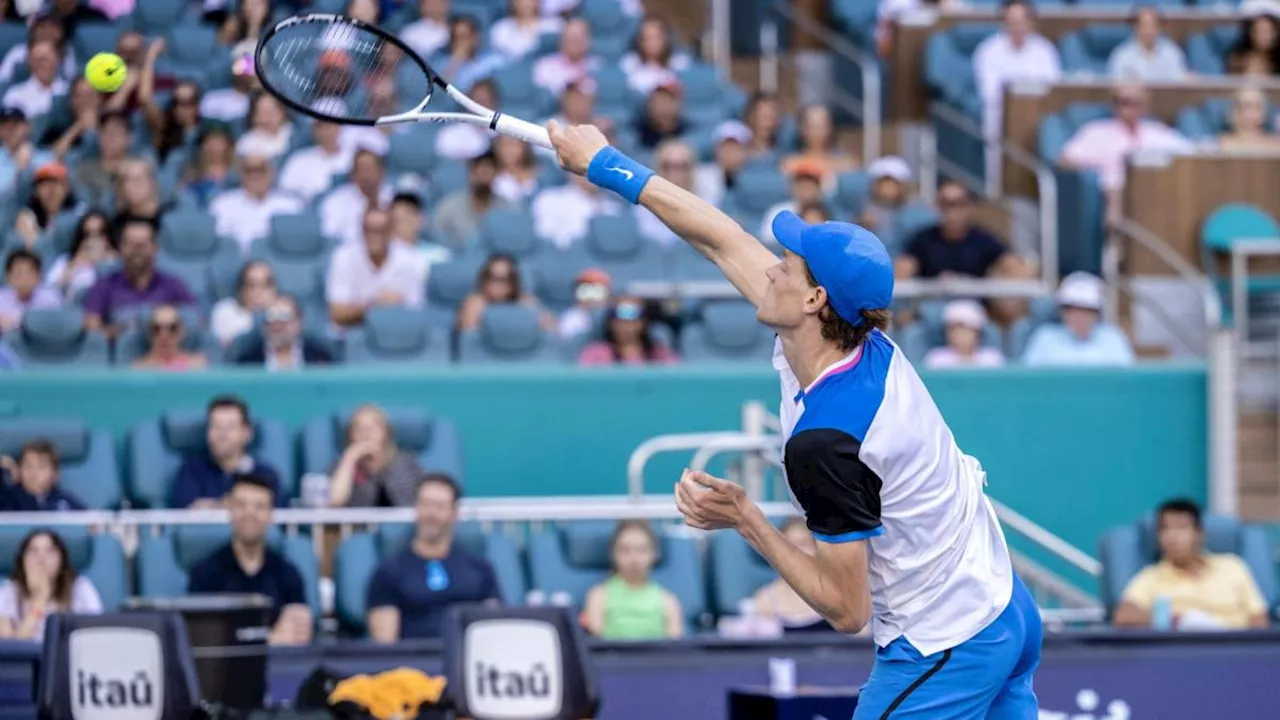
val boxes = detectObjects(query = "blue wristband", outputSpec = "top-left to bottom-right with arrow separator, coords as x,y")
585,146 -> 655,204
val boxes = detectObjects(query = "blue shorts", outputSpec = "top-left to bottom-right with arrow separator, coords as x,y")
853,573 -> 1042,720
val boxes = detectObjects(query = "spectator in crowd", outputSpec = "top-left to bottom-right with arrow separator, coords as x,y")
923,300 -> 1006,369
782,105 -> 857,186
548,78 -> 599,129
636,139 -> 697,246
183,127 -> 235,206
875,0 -> 966,57
131,304 -> 208,371
1107,6 -> 1188,82
457,253 -> 554,331
492,134 -> 541,203
13,161 -> 75,244
328,404 -> 427,508
280,121 -> 353,203
46,210 -> 116,301
1023,272 -> 1135,366
434,80 -> 498,162
0,107 -> 52,200
401,0 -> 452,58
582,520 -> 683,640
98,31 -> 157,114
490,0 -> 562,58
0,440 -> 85,511
201,54 -> 258,122
2,41 -> 67,119
798,201 -> 831,224
321,149 -> 393,247
533,18 -> 598,96
744,92 -> 781,156
344,0 -> 380,24
112,159 -> 171,235
759,162 -> 826,246
219,0 -> 271,60
72,110 -> 134,205
211,154 -> 305,254
532,172 -> 621,249
1227,11 -> 1280,76
43,77 -> 101,157
83,218 -> 194,337
857,156 -> 920,253
0,16 -> 75,85
438,15 -> 507,92
1219,86 -> 1280,151
1114,498 -> 1268,630
169,395 -> 284,509
188,474 -> 312,645
694,120 -> 751,206
211,260 -> 277,347
236,93 -> 294,161
0,250 -> 60,331
559,267 -> 611,340
47,0 -> 110,34
327,207 -> 425,329
635,81 -> 687,151
391,192 -> 430,247
237,294 -> 335,370
973,0 -> 1061,159
433,151 -> 516,250
620,16 -> 691,95
0,530 -> 102,642
367,474 -> 500,641
895,180 -> 1021,280
578,296 -> 678,366
1059,83 -> 1191,223
748,518 -> 830,632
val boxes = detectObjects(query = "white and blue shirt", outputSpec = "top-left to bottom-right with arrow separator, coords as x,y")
773,331 -> 1013,656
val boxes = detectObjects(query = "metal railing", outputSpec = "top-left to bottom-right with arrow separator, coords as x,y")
629,278 -> 1051,303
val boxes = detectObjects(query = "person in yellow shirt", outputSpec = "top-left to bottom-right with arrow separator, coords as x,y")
1114,498 -> 1270,630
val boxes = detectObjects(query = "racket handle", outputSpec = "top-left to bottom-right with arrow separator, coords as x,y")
493,113 -> 552,149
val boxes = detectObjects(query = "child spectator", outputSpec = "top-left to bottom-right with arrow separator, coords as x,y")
210,260 -> 278,347
582,521 -> 683,639
620,16 -> 690,95
456,253 -> 554,331
328,404 -> 427,508
82,218 -> 195,338
14,161 -> 76,245
923,300 -> 1005,369
1022,272 -> 1135,367
169,395 -> 284,509
131,304 -> 209,371
748,519 -> 831,632
0,530 -> 102,642
0,250 -> 60,331
578,296 -> 678,366
0,440 -> 85,511
490,0 -> 562,58
45,211 -> 116,302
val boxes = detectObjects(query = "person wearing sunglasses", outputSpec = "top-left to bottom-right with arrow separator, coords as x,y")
131,304 -> 208,371
578,296 -> 677,366
233,295 -> 335,370
456,253 -> 554,332
558,267 -> 612,341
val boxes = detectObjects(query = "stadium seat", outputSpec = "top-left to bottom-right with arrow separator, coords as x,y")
579,0 -> 639,60
159,25 -> 230,87
388,131 -> 437,180
457,304 -> 562,363
134,525 -> 320,618
1058,24 -> 1131,74
530,256 -> 584,313
73,23 -> 123,63
113,305 -> 223,366
681,300 -> 775,363
425,257 -> 482,328
260,214 -> 335,261
479,208 -> 542,261
709,524 -> 783,616
1200,203 -> 1280,309
667,242 -> 722,282
301,406 -> 465,484
333,523 -> 526,633
429,160 -> 469,201
492,62 -> 556,120
528,523 -> 707,628
579,214 -> 664,285
591,65 -> 643,121
923,23 -> 998,108
0,23 -> 24,59
0,309 -> 110,368
722,169 -> 789,231
127,408 -> 295,508
0,526 -> 127,610
0,418 -> 122,509
1178,97 -> 1276,141
157,209 -> 239,305
132,0 -> 187,36
831,171 -> 870,217
677,64 -> 733,127
1186,24 -> 1239,75
344,306 -> 451,365
1099,514 -> 1279,617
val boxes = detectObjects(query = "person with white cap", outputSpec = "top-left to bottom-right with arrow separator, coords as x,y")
1022,272 -> 1135,367
547,120 -> 1040,719
924,299 -> 1006,369
858,155 -> 926,253
694,120 -> 751,206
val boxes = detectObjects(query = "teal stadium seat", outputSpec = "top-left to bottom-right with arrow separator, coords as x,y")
1,309 -> 110,368
333,523 -> 525,633
1187,24 -> 1239,75
924,23 -> 998,110
134,525 -> 320,619
0,418 -> 121,509
128,408 -> 295,508
709,526 -> 783,616
0,527 -> 126,610
254,214 -> 334,317
831,171 -> 870,218
388,129 -> 437,183
1058,24 -> 1131,74
722,169 -> 789,233
131,0 -> 187,36
158,25 -> 230,88
1200,203 -> 1280,316
301,406 -> 464,484
579,0 -> 639,61
425,258 -> 482,328
591,66 -> 643,123
531,259 -> 583,313
0,23 -> 24,59
157,210 -> 240,306
681,300 -> 775,363
457,304 -> 563,363
73,23 -> 123,63
430,161 -> 469,201
344,306 -> 451,365
479,208 -> 542,262
577,214 -> 664,285
528,522 -> 707,629
677,64 -> 734,128
492,62 -> 557,121
113,305 -> 222,366
668,242 -> 723,282
1099,514 -> 1278,619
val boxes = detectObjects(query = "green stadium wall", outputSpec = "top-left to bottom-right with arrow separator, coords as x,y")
0,364 -> 1207,593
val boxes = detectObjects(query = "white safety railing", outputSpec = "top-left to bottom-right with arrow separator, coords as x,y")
628,278 -> 1051,303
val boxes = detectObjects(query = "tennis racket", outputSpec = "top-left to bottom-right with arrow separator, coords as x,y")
254,13 -> 552,148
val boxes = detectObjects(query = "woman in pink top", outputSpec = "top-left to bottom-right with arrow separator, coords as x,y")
132,304 -> 208,371
578,297 -> 678,366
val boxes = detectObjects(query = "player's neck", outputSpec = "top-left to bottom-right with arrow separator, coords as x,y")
779,327 -> 854,390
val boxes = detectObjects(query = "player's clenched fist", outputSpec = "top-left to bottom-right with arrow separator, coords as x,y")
546,119 -> 609,176
675,468 -> 751,531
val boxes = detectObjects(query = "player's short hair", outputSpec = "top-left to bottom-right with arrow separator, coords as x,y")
802,263 -> 890,352
1157,498 -> 1202,530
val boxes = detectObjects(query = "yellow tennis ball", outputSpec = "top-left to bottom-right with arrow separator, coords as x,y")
85,52 -> 127,93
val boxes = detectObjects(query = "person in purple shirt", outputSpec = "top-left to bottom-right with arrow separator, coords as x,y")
0,250 -> 61,332
82,217 -> 193,338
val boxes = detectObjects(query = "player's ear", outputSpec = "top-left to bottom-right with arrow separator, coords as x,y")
804,284 -> 828,317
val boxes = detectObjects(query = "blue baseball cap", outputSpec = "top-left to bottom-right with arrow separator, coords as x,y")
771,211 -> 894,326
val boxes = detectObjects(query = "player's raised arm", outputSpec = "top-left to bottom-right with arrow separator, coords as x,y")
547,121 -> 778,308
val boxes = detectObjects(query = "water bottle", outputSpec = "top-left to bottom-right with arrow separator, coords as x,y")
549,591 -> 573,608
300,473 -> 331,509
768,657 -> 797,696
525,590 -> 547,607
1151,595 -> 1173,630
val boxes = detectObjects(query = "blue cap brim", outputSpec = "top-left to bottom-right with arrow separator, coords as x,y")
771,210 -> 807,257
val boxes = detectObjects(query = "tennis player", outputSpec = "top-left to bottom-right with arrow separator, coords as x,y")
546,120 -> 1042,718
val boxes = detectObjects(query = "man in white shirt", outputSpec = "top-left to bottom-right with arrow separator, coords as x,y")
531,172 -> 621,249
209,155 -> 305,254
279,121 -> 353,203
400,0 -> 451,58
1059,83 -> 1192,221
2,42 -> 67,119
326,207 -> 425,329
1107,6 -> 1188,82
1023,272 -> 1135,367
533,19 -> 600,97
320,149 -> 394,246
